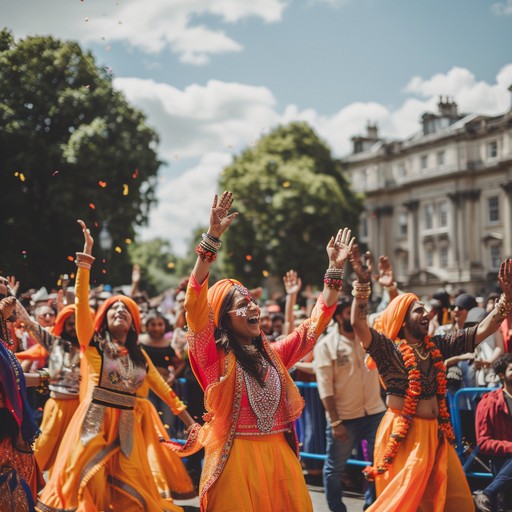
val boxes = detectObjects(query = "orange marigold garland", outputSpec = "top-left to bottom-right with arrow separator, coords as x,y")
363,337 -> 454,481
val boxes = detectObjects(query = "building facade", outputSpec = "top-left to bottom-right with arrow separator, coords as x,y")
341,94 -> 512,298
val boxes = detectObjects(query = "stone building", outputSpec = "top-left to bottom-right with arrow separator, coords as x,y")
341,93 -> 512,298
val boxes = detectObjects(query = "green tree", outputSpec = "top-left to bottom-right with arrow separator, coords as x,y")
0,30 -> 161,288
219,122 -> 363,288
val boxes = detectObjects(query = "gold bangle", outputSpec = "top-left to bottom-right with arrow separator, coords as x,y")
75,252 -> 95,269
496,294 -> 512,317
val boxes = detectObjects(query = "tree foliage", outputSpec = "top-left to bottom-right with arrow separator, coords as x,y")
0,30 -> 161,287
219,122 -> 363,288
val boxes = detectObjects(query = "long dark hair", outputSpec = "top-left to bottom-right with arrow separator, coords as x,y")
215,287 -> 270,387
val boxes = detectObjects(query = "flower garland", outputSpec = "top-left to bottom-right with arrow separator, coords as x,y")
363,337 -> 454,481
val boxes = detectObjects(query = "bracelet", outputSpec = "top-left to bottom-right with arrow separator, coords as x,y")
75,252 -> 95,269
496,294 -> 512,317
352,280 -> 371,299
196,244 -> 217,263
201,233 -> 222,251
325,267 -> 344,279
330,419 -> 343,428
37,368 -> 50,395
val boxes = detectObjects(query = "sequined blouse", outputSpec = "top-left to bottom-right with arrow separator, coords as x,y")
367,325 -> 478,399
186,274 -> 336,435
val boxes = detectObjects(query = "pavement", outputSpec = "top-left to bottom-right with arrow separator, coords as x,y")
175,481 -> 367,511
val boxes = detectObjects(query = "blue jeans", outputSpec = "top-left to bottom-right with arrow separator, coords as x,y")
484,456 -> 512,511
323,412 -> 384,512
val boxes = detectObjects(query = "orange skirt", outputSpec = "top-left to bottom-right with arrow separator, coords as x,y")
34,397 -> 79,474
36,398 -> 186,512
367,410 -> 473,512
205,432 -> 312,512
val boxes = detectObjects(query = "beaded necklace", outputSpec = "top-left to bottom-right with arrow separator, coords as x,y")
363,336 -> 454,481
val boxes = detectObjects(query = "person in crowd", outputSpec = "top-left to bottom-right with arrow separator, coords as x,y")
0,293 -> 45,511
259,307 -> 273,338
184,191 -> 354,511
37,220 -> 197,512
140,310 -> 185,436
315,298 -> 386,512
14,303 -> 83,475
350,246 -> 512,511
473,353 -> 512,512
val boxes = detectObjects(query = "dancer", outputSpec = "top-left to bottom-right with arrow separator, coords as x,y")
185,191 -> 354,511
37,220 -> 196,512
350,247 -> 512,511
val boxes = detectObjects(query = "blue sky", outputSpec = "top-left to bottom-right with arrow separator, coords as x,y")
3,0 -> 512,255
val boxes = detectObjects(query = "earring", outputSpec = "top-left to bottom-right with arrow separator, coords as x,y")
216,328 -> 230,349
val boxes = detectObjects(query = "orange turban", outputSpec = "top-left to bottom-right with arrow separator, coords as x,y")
93,295 -> 141,335
374,292 -> 418,341
207,278 -> 244,328
52,305 -> 76,337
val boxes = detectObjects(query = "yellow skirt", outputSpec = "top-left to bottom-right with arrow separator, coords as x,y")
367,410 -> 473,512
205,432 -> 312,512
34,397 -> 79,474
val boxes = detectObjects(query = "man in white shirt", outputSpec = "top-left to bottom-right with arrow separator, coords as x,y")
314,299 -> 386,512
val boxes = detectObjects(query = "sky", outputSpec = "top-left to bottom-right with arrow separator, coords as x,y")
2,0 -> 512,256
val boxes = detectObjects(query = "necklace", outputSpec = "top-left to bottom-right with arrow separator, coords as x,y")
242,343 -> 258,355
412,344 -> 430,361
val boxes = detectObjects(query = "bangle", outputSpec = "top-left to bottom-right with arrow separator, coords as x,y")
37,368 -> 50,395
201,233 -> 222,251
352,280 -> 371,299
330,419 -> 343,428
496,294 -> 512,317
196,244 -> 217,263
75,252 -> 95,269
324,268 -> 344,291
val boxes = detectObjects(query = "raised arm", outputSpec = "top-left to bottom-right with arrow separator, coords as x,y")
75,220 -> 95,346
350,245 -> 374,349
377,255 -> 398,302
282,270 -> 302,336
191,191 -> 237,286
475,259 -> 512,344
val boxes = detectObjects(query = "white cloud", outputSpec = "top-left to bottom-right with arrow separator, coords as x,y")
4,0 -> 287,64
404,64 -> 512,115
491,0 -> 512,15
127,65 -> 511,254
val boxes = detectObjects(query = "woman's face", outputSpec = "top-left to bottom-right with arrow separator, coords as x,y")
146,317 -> 166,339
225,289 -> 261,344
106,300 -> 133,336
36,306 -> 56,327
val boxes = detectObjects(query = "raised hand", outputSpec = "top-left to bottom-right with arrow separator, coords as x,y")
498,258 -> 512,299
208,191 -> 238,239
326,228 -> 355,269
283,270 -> 302,296
377,256 -> 395,288
6,276 -> 20,297
77,219 -> 94,255
349,244 -> 373,284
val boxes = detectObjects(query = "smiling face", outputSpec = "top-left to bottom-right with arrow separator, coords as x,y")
225,289 -> 261,345
146,316 -> 166,339
106,300 -> 133,340
404,301 -> 430,341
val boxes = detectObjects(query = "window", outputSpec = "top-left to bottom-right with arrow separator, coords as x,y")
398,163 -> 406,179
425,248 -> 434,267
488,196 -> 500,223
425,204 -> 434,230
399,212 -> 408,236
487,141 -> 498,159
359,216 -> 368,239
420,155 -> 428,171
437,151 -> 445,166
440,246 -> 448,268
439,201 -> 448,228
490,245 -> 501,270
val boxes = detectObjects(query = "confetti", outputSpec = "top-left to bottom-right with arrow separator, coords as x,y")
167,262 -> 175,269
122,184 -> 129,195
102,269 -> 107,275
89,203 -> 96,209
52,170 -> 59,176
132,169 -> 138,179
85,17 -> 89,22
125,239 -> 132,244
114,246 -> 122,253
282,181 -> 291,188
67,256 -> 74,262
98,180 -> 107,187
245,255 -> 252,261
262,270 -> 269,277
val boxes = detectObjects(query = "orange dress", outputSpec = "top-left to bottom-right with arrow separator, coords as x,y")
186,275 -> 336,511
36,267 -> 191,512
